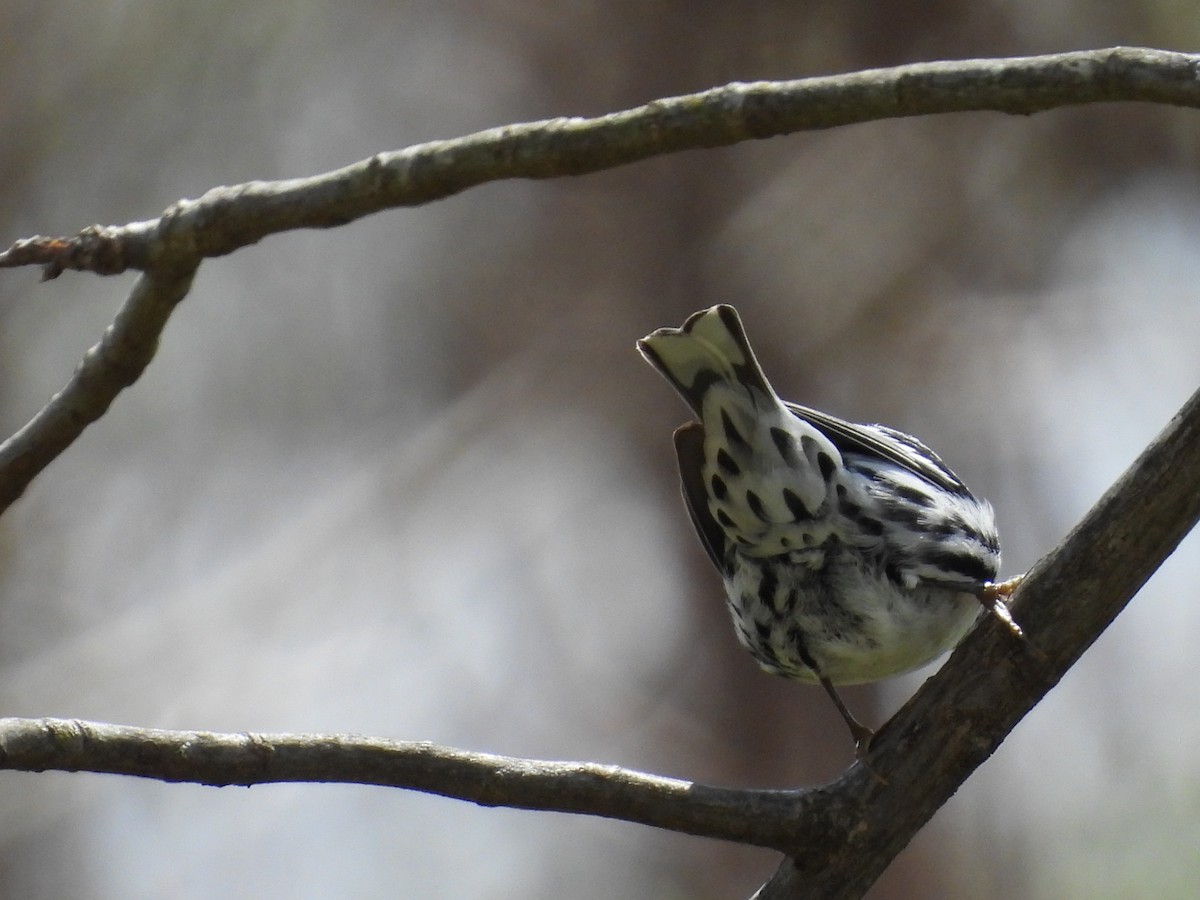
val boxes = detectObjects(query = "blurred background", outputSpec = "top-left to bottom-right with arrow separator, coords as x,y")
1,2 -> 1199,897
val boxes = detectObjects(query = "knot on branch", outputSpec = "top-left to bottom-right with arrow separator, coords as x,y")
0,225 -> 138,280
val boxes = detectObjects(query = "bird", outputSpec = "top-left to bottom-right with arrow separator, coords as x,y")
637,304 -> 1024,755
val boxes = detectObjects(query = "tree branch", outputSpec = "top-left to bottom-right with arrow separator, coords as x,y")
0,717 -> 814,852
1,47 -> 1198,280
0,265 -> 196,512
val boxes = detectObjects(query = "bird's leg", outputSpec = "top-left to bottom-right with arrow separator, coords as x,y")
797,641 -> 886,781
977,574 -> 1027,638
817,675 -> 873,747
816,675 -> 886,784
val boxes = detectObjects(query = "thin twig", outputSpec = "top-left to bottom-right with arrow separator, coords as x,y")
0,717 -> 815,852
0,265 -> 196,512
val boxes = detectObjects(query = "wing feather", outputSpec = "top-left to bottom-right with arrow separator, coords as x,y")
672,422 -> 729,575
784,402 -> 970,495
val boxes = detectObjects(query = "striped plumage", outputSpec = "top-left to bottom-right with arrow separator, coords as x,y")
638,305 -> 1013,750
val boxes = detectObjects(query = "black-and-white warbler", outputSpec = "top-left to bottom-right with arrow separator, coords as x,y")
638,305 -> 1023,753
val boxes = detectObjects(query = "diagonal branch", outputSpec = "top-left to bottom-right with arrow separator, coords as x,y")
0,265 -> 197,512
2,47 -> 1198,280
758,382 -> 1200,896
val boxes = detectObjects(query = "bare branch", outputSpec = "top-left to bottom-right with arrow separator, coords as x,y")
0,265 -> 197,513
2,47 -> 1198,279
0,717 -> 814,851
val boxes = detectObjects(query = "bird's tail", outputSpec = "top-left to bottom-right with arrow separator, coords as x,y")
636,304 -> 775,417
